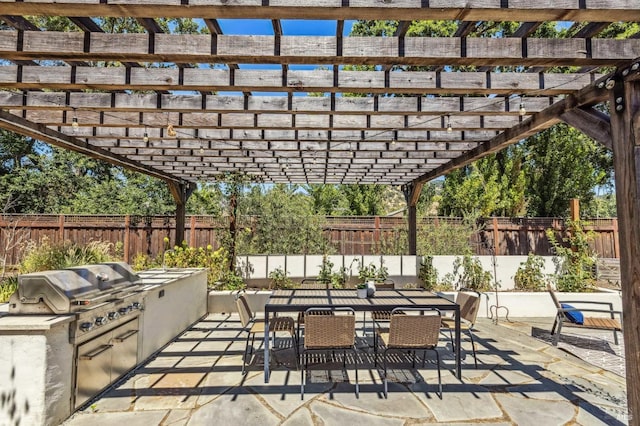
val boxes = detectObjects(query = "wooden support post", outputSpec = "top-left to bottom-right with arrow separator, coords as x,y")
167,181 -> 196,249
403,183 -> 420,256
609,77 -> 640,424
123,215 -> 130,263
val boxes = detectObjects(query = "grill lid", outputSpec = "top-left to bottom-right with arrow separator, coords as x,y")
10,262 -> 140,314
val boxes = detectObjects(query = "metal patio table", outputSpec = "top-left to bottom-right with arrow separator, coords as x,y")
263,288 -> 461,382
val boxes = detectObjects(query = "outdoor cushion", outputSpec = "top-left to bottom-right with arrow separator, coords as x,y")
561,303 -> 584,324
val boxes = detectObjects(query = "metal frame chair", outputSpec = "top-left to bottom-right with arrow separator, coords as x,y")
374,307 -> 443,399
301,307 -> 359,399
235,292 -> 298,375
440,289 -> 481,369
547,284 -> 622,346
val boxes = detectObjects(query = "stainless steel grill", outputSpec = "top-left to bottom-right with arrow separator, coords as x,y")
9,262 -> 147,407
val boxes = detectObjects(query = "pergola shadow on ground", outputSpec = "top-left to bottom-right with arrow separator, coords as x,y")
63,314 -> 628,425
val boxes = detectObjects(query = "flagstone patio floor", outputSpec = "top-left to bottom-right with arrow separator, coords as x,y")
62,314 -> 630,426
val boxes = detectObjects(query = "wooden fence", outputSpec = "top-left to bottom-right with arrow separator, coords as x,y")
0,214 -> 620,266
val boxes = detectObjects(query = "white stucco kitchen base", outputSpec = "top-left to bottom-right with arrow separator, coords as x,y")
0,268 -> 207,426
0,315 -> 74,426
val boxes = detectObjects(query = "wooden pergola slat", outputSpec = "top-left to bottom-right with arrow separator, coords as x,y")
2,32 -> 639,66
1,0 -> 640,22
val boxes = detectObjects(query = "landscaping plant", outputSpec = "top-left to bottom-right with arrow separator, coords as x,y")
268,267 -> 293,289
514,254 -> 547,291
447,254 -> 493,292
546,219 -> 597,292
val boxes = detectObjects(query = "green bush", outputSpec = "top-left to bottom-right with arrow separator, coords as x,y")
447,255 -> 493,292
0,276 -> 18,303
418,255 -> 439,291
357,260 -> 389,283
19,238 -> 115,274
162,243 -> 231,289
514,254 -> 547,291
268,267 -> 293,289
546,220 -> 597,292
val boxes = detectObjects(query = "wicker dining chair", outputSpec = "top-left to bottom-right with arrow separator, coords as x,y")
440,289 -> 481,368
296,281 -> 333,345
235,293 -> 298,375
374,308 -> 443,398
368,281 -> 398,334
301,307 -> 359,399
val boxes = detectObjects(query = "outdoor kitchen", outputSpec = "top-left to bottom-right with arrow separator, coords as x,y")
0,263 -> 207,426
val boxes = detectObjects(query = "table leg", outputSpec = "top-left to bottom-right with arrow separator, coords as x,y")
264,308 -> 270,383
455,307 -> 461,379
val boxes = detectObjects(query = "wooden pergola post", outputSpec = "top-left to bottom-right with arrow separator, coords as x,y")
167,182 -> 196,248
404,183 -> 422,256
610,72 -> 640,424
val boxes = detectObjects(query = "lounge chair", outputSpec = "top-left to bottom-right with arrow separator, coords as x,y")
547,284 -> 622,346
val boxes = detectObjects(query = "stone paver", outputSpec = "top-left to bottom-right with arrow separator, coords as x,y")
62,314 -> 629,426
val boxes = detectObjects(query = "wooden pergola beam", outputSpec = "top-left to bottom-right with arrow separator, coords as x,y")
1,33 -> 638,67
560,107 -> 612,150
0,91 -> 562,115
0,68 -> 598,95
2,1 -> 640,22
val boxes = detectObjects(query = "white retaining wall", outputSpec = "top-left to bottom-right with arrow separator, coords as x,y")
236,254 -> 558,290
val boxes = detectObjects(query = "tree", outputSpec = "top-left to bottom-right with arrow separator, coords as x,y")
524,124 -> 612,217
237,184 -> 331,255
303,184 -> 349,215
438,145 -> 526,217
340,185 -> 386,215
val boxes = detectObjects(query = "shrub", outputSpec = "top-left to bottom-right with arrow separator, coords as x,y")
450,254 -> 493,292
418,255 -> 438,291
162,243 -> 230,288
514,254 -> 547,291
0,276 -> 17,303
268,267 -> 293,289
19,237 -> 115,274
546,219 -> 597,292
357,260 -> 389,283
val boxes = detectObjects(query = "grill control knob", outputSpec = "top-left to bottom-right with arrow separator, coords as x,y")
132,302 -> 143,310
108,311 -> 119,320
95,317 -> 108,326
118,307 -> 128,315
80,322 -> 94,332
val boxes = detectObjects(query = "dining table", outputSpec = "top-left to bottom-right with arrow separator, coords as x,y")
263,288 -> 461,382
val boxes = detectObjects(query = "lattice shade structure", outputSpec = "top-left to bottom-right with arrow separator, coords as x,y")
0,1 -> 638,189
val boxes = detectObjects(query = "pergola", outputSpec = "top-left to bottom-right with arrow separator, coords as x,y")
0,1 -> 639,419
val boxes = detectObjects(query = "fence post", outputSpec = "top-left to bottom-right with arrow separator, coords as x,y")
124,215 -> 130,263
613,218 -> 620,259
58,214 -> 65,242
492,217 -> 500,255
190,216 -> 196,247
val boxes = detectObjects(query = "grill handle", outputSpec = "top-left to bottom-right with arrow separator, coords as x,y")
114,329 -> 139,343
79,344 -> 113,360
